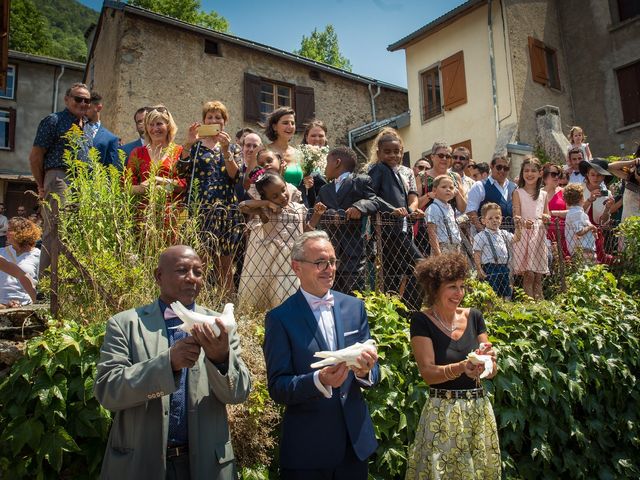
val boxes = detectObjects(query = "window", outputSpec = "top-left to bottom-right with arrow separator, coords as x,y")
420,67 -> 441,121
616,60 -> 640,126
419,50 -> 467,123
528,37 -> 561,89
244,73 -> 315,131
0,108 -> 16,150
204,39 -> 220,56
0,65 -> 15,99
260,82 -> 292,120
617,0 -> 640,22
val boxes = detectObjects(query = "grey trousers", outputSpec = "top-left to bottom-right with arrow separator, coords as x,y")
40,168 -> 67,278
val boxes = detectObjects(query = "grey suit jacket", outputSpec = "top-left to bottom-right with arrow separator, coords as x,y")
94,300 -> 251,479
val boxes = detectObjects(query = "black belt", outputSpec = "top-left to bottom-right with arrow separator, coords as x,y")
429,387 -> 484,400
167,445 -> 189,458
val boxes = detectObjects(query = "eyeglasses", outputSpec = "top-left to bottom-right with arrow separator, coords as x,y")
298,258 -> 340,271
452,155 -> 468,161
435,153 -> 452,160
546,171 -> 560,178
495,165 -> 510,172
72,96 -> 91,104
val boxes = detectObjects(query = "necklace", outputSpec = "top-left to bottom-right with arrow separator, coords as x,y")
431,308 -> 457,333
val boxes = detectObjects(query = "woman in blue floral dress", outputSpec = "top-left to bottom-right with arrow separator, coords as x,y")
180,101 -> 243,295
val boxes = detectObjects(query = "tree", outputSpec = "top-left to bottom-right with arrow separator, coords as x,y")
294,25 -> 352,72
8,0 -> 54,56
128,0 -> 229,32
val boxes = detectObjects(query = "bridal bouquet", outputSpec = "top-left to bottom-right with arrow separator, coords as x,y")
299,144 -> 329,177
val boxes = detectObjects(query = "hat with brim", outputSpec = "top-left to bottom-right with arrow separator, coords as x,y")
579,158 -> 611,178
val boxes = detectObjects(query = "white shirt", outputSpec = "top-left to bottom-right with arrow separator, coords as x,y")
0,246 -> 40,305
335,172 -> 351,192
473,228 -> 514,264
568,171 -> 585,184
465,176 -> 511,214
300,287 -> 372,399
426,199 -> 461,245
565,206 -> 596,254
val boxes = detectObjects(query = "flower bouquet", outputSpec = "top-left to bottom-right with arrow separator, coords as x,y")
299,144 -> 329,177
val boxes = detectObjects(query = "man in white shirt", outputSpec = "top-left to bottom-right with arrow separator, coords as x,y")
451,146 -> 475,193
566,148 -> 585,184
0,204 -> 7,247
263,230 -> 379,480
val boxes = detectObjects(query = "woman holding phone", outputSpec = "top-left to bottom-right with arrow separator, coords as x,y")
181,100 -> 243,296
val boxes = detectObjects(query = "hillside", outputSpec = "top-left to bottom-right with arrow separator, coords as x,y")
9,0 -> 99,63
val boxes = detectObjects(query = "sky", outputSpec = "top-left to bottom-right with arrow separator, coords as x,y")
77,0 -> 467,87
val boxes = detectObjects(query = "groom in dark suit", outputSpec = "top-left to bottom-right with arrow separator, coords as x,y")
87,93 -> 121,168
317,146 -> 379,294
263,231 -> 379,480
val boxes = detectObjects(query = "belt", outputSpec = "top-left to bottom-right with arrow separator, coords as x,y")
429,387 -> 484,400
167,445 -> 189,458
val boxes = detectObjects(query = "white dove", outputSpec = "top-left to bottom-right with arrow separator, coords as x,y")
466,351 -> 494,379
169,301 -> 237,337
310,339 -> 377,369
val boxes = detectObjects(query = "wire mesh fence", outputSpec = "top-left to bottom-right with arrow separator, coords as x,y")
190,205 -> 629,309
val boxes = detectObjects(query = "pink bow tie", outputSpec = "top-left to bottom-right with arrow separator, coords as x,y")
309,295 -> 334,310
164,306 -> 178,320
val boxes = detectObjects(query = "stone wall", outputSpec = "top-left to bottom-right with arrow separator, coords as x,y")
91,9 -> 408,148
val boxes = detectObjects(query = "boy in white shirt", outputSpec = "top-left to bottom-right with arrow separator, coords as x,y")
425,175 -> 461,255
563,183 -> 597,263
473,202 -> 522,298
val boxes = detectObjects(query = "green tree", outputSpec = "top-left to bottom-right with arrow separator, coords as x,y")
294,25 -> 353,72
128,0 -> 229,32
8,0 -> 54,56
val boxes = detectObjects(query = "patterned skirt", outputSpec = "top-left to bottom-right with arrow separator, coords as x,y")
405,394 -> 501,480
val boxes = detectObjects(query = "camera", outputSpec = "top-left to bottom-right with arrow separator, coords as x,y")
600,188 -> 608,197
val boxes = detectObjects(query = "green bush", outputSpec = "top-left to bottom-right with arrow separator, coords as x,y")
616,216 -> 640,293
0,319 -> 110,479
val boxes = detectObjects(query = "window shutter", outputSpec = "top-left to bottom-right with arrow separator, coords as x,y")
451,139 -> 472,158
441,50 -> 467,111
244,72 -> 261,123
528,37 -> 548,85
295,86 -> 315,132
616,62 -> 640,126
8,107 -> 15,151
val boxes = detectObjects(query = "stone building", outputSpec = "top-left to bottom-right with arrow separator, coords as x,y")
0,51 -> 84,216
389,0 -> 640,166
86,2 -> 408,157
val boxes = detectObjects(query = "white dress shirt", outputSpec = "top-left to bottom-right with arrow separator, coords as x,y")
465,176 -> 511,214
300,288 -> 372,399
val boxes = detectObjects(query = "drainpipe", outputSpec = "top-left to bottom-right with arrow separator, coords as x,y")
487,0 -> 499,136
368,83 -> 381,123
53,65 -> 65,112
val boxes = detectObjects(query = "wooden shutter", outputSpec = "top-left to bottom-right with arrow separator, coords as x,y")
8,107 -> 15,151
295,86 -> 315,132
528,37 -> 548,85
243,72 -> 261,123
441,50 -> 467,111
616,62 -> 640,126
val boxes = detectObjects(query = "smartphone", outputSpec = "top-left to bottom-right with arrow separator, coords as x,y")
198,124 -> 221,137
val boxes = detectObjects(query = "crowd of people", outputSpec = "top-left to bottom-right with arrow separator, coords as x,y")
0,81 -> 636,479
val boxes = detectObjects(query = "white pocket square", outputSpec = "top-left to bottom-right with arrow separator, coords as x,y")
344,330 -> 359,337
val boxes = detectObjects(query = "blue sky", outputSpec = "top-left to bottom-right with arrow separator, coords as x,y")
78,0 -> 467,87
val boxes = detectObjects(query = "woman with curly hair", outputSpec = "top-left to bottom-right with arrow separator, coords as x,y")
0,217 -> 41,307
405,252 -> 500,480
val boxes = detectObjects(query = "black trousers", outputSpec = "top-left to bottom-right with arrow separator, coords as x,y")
280,441 -> 368,480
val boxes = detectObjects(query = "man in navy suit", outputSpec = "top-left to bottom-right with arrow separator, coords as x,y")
263,230 -> 379,479
120,106 -> 149,163
86,93 -> 121,168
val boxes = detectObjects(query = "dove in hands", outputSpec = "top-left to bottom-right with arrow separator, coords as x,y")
310,339 -> 377,369
170,301 -> 237,336
466,351 -> 494,379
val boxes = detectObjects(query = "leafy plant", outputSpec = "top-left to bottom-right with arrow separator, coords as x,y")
615,216 -> 640,293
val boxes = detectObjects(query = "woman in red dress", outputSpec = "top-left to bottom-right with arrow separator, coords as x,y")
126,105 -> 185,231
543,163 -> 569,259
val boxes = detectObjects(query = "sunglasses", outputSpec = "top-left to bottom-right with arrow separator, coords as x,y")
435,153 -> 452,160
150,106 -> 168,113
546,171 -> 560,178
72,96 -> 91,104
452,155 -> 468,161
415,165 -> 428,171
495,165 -> 510,172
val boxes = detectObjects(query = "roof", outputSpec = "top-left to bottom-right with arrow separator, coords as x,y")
97,1 -> 407,94
8,50 -> 85,70
388,0 -> 485,51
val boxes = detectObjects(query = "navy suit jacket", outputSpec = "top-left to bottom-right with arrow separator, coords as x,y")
92,126 -> 121,169
120,138 -> 143,165
317,173 -> 379,214
367,162 -> 412,213
263,289 -> 379,470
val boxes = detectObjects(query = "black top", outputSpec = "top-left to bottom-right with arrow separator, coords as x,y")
410,308 -> 487,389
